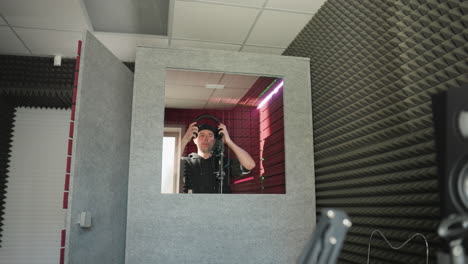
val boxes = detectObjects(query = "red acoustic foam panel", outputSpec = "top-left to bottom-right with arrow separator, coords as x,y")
258,88 -> 285,194
64,174 -> 70,191
61,229 -> 66,247
60,248 -> 65,264
77,40 -> 82,55
62,192 -> 69,209
262,162 -> 285,178
262,185 -> 285,194
262,174 -> 286,187
69,122 -> 74,138
71,104 -> 76,121
67,139 -> 73,156
72,86 -> 77,104
66,156 -> 71,173
73,72 -> 79,87
75,55 -> 80,71
262,151 -> 285,167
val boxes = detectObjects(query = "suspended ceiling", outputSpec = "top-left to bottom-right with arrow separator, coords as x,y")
0,0 -> 327,61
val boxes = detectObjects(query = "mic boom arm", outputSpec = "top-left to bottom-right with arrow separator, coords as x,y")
298,209 -> 352,264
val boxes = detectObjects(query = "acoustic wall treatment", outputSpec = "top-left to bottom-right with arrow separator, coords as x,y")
284,0 -> 467,263
0,55 -> 75,108
0,99 -> 14,246
0,55 -> 76,247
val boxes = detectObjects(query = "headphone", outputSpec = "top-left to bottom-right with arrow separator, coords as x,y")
193,114 -> 223,139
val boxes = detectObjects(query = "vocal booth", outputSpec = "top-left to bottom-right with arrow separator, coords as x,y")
65,31 -> 314,264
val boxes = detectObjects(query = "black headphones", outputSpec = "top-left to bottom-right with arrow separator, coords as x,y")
193,114 -> 222,139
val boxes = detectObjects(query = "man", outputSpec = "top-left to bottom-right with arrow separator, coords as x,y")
180,122 -> 256,193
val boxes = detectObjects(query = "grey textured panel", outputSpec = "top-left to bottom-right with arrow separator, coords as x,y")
66,31 -> 133,264
127,48 -> 314,263
284,0 -> 468,263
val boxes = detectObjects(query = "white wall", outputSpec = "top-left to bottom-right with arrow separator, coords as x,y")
161,136 -> 176,193
0,107 -> 70,264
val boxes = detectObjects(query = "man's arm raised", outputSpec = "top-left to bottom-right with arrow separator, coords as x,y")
181,122 -> 198,155
218,123 -> 256,170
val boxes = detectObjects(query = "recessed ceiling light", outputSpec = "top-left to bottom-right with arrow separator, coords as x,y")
205,84 -> 225,89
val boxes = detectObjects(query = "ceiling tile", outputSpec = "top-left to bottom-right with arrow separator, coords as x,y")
164,69 -> 262,109
171,39 -> 241,51
206,88 -> 248,110
266,0 -> 326,13
83,0 -> 168,35
94,32 -> 168,62
193,0 -> 266,8
0,26 -> 30,55
14,28 -> 81,57
241,45 -> 285,55
0,0 -> 89,31
165,85 -> 214,100
165,98 -> 207,109
172,1 -> 259,43
219,74 -> 259,89
166,70 -> 223,86
245,10 -> 311,47
204,101 -> 235,110
211,88 -> 248,102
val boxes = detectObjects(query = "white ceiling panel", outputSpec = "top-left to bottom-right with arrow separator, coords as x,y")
165,85 -> 214,100
94,32 -> 168,62
165,98 -> 207,109
171,39 -> 241,51
219,74 -> 258,88
83,0 -> 169,35
246,10 -> 311,47
166,70 -> 223,86
0,26 -> 30,55
190,0 -> 266,8
211,88 -> 248,102
204,101 -> 235,110
242,45 -> 285,55
14,28 -> 81,57
165,69 -> 262,109
172,1 -> 259,43
0,0 -> 88,31
266,0 -> 326,13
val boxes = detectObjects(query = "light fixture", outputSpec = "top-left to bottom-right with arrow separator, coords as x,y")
233,176 -> 254,184
205,84 -> 224,89
53,55 -> 62,66
257,80 -> 284,109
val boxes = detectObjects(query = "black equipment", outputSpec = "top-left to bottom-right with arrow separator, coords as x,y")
193,114 -> 227,193
432,85 -> 468,217
432,86 -> 468,263
298,209 -> 351,264
438,215 -> 468,264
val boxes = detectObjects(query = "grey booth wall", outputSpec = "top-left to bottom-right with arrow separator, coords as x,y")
66,32 -> 133,264
127,47 -> 315,263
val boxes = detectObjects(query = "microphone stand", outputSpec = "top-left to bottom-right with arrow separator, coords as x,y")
213,137 -> 225,193
438,214 -> 468,264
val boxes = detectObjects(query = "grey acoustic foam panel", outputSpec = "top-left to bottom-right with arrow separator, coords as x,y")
284,0 -> 468,263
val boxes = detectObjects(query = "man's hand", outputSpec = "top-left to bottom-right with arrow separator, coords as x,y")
182,122 -> 198,146
217,123 -> 232,145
